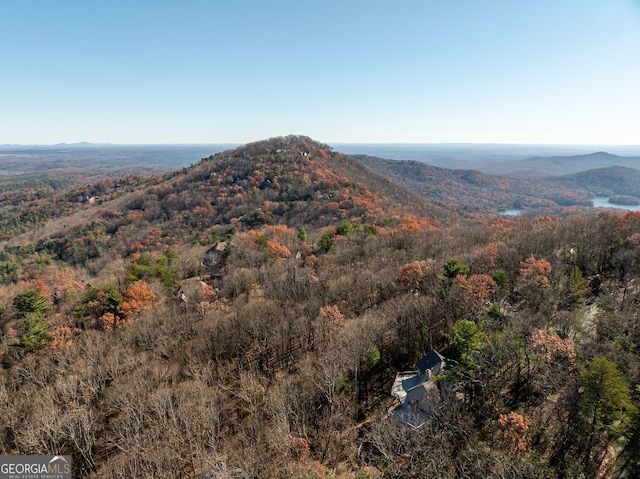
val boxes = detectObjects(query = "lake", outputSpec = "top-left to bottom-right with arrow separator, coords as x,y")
592,197 -> 640,212
500,198 -> 640,216
499,208 -> 522,216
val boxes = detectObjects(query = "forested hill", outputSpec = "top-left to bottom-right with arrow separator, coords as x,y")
181,135 -> 452,227
352,154 -> 594,214
2,135 -> 640,478
551,166 -> 640,197
515,151 -> 640,176
0,135 -> 452,274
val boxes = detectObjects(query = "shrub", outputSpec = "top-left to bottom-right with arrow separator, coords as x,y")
336,219 -> 354,236
126,252 -> 173,287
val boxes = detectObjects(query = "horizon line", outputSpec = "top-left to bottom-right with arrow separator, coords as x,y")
2,141 -> 639,148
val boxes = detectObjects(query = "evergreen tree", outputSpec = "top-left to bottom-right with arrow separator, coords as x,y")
578,356 -> 637,470
13,289 -> 50,316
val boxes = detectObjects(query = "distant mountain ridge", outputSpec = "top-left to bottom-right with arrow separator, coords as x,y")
2,142 -> 638,184
334,144 -> 640,174
351,154 -> 594,215
551,165 -> 640,197
514,151 -> 640,176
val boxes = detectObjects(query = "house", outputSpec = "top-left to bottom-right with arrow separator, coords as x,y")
203,241 -> 228,276
177,277 -> 219,303
260,179 -> 274,189
390,350 -> 449,428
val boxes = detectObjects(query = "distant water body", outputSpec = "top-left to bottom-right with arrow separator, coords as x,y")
592,197 -> 640,211
500,197 -> 640,216
498,209 -> 524,216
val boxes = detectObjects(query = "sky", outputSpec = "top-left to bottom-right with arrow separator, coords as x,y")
1,1 -> 639,145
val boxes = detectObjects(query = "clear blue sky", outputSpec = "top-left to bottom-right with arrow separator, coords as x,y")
2,1 -> 639,145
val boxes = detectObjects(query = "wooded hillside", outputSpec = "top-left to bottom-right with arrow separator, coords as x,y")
352,155 -> 596,215
552,166 -> 640,198
0,136 -> 639,478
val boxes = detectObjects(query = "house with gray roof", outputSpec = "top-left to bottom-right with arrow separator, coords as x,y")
390,350 -> 449,428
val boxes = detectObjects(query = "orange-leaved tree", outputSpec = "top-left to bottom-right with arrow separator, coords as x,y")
266,240 -> 291,259
499,411 -> 530,452
118,280 -> 156,321
462,274 -> 498,313
516,256 -> 552,312
97,281 -> 156,331
475,242 -> 500,272
396,261 -> 426,290
529,328 -> 576,365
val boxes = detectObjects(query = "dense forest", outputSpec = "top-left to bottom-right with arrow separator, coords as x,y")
1,136 -> 640,478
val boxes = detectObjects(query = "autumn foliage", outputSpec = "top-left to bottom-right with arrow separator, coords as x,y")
96,281 -> 156,330
396,261 -> 426,288
318,304 -> 344,322
461,274 -> 498,311
529,328 -> 576,365
476,242 -> 500,272
285,436 -> 326,479
198,282 -> 218,301
498,412 -> 530,452
2,138 -> 640,478
266,239 -> 291,259
516,256 -> 553,311
517,256 -> 552,289
118,280 -> 156,320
